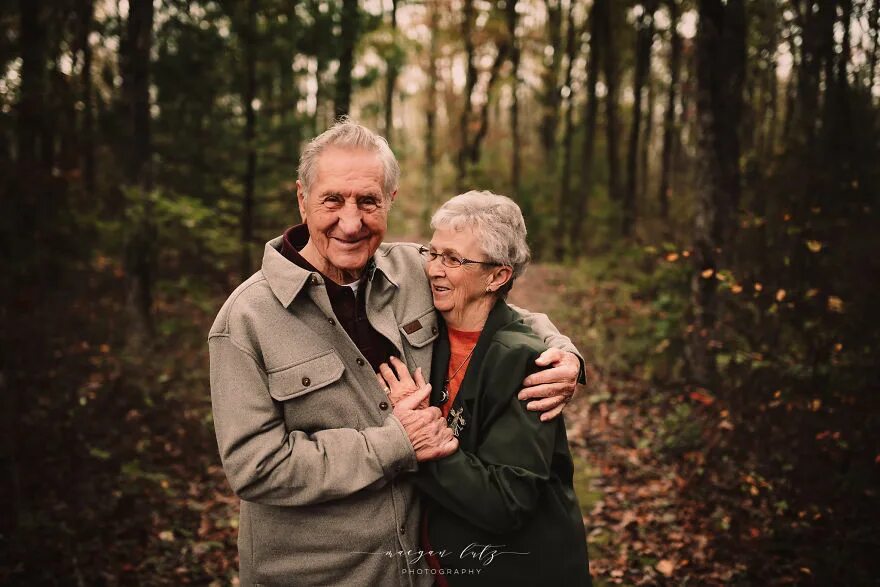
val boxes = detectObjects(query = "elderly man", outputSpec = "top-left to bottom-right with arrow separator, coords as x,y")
209,119 -> 584,586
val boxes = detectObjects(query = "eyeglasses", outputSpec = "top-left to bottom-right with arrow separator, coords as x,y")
418,245 -> 503,269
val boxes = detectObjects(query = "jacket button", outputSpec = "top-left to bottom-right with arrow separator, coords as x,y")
399,525 -> 406,534
302,377 -> 311,386
328,317 -> 336,326
356,358 -> 365,366
431,326 -> 438,335
310,275 -> 320,285
379,401 -> 389,411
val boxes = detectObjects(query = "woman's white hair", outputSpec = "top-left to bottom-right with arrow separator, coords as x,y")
298,116 -> 400,199
430,190 -> 531,296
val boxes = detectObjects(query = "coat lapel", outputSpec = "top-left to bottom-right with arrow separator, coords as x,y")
431,300 -> 519,436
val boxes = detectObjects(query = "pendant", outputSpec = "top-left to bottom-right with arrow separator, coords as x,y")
439,382 -> 449,404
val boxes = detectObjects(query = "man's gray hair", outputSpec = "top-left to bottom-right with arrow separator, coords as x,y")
430,190 -> 531,296
298,116 -> 400,199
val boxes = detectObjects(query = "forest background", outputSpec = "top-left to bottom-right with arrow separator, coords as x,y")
1,0 -> 878,584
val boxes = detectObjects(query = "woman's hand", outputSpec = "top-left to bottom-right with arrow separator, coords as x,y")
377,356 -> 431,409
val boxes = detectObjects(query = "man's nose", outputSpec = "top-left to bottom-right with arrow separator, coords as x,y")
336,201 -> 364,235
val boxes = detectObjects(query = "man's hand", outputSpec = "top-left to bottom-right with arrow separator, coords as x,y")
518,348 -> 581,422
393,384 -> 458,462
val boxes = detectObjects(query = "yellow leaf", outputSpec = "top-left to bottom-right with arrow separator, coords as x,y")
731,284 -> 743,294
701,268 -> 715,279
666,252 -> 679,262
806,240 -> 823,253
656,560 -> 675,577
775,289 -> 786,302
827,296 -> 844,313
754,282 -> 763,292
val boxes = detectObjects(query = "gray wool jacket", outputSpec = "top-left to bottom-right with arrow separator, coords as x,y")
208,236 -> 582,587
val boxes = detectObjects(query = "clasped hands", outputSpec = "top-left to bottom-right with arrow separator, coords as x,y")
377,349 -> 581,462
378,357 -> 457,462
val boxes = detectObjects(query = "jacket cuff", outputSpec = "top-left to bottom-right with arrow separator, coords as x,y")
362,415 -> 418,478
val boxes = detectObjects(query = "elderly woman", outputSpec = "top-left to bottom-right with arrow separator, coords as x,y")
379,191 -> 591,586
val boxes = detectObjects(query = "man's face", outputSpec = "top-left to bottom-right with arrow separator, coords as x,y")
297,147 -> 394,281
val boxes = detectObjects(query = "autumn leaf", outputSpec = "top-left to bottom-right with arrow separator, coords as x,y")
827,296 -> 844,313
689,390 -> 715,406
805,240 -> 823,253
656,560 -> 675,577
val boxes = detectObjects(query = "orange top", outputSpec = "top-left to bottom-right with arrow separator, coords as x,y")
440,327 -> 481,417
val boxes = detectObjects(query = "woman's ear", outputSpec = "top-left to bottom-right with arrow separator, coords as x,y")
486,265 -> 513,293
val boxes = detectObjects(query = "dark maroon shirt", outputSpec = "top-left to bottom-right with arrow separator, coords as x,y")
280,224 -> 399,371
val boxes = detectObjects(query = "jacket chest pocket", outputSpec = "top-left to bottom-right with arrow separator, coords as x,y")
267,350 -> 360,432
399,308 -> 439,373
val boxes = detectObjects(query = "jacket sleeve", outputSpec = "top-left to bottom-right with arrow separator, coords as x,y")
508,304 -> 586,384
209,334 -> 417,506
415,345 -> 556,534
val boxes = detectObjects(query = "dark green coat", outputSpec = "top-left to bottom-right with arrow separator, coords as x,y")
416,300 -> 592,586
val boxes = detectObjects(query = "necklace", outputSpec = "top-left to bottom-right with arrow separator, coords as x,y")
440,344 -> 477,404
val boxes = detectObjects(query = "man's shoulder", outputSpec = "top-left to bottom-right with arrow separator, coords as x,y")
376,240 -> 422,260
208,271 -> 275,338
374,241 -> 426,284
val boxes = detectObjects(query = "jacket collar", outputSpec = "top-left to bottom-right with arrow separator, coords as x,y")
260,231 -> 400,308
261,236 -> 313,308
430,298 -> 518,405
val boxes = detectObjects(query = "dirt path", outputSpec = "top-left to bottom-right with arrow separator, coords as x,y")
509,262 -> 724,585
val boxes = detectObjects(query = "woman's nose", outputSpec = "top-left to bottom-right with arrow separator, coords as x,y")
425,256 -> 445,277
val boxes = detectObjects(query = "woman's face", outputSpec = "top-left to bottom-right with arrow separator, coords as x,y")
425,226 -> 496,321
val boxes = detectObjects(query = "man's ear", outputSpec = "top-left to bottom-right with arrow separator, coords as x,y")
390,189 -> 398,203
487,265 -> 513,293
296,179 -> 307,221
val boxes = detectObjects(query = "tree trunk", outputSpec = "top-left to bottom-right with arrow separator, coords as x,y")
507,0 -> 521,199
870,0 -> 879,95
640,55 -> 656,207
689,0 -> 746,385
242,0 -> 258,279
335,0 -> 358,118
457,0 -> 477,191
604,0 -> 623,204
279,1 -> 300,169
425,3 -> 439,209
836,0 -> 852,113
624,0 -> 658,237
570,0 -> 604,251
18,0 -> 46,169
122,0 -> 156,343
384,0 -> 399,139
539,0 -> 563,164
658,0 -> 681,221
796,0 -> 836,144
468,34 -> 511,166
79,0 -> 96,194
555,0 -> 578,260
